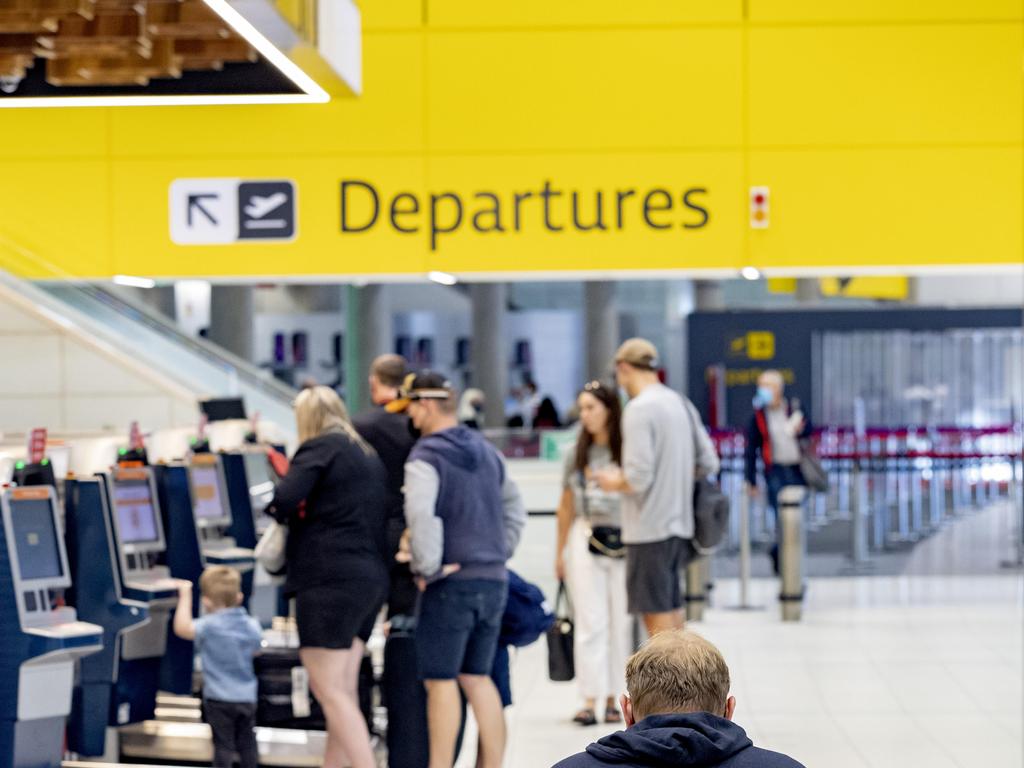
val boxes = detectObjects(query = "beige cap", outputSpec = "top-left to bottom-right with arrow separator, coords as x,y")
615,338 -> 660,370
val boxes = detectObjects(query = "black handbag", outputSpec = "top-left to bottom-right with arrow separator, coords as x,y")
684,399 -> 730,553
546,582 -> 575,682
579,470 -> 626,558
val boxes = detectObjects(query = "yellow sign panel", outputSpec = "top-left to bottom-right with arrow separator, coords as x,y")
728,332 -> 776,361
0,7 -> 1020,280
819,277 -> 909,300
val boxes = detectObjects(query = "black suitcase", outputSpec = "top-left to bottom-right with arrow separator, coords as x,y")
255,648 -> 326,730
254,647 -> 376,732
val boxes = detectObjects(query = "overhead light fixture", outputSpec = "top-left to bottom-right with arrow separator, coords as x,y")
428,271 -> 458,286
740,267 -> 763,281
113,274 -> 157,289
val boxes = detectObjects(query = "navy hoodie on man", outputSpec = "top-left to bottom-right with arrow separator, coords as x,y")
404,425 -> 526,581
553,713 -> 805,768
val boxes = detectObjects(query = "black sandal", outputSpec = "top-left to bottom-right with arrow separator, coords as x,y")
604,708 -> 622,724
573,708 -> 598,726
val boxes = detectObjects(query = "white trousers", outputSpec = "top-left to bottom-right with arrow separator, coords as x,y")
564,519 -> 632,703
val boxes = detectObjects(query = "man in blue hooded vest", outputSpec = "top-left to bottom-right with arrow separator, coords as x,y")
390,371 -> 527,768
553,630 -> 805,768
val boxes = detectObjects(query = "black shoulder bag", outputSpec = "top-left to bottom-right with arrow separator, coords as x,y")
578,470 -> 626,558
683,399 -> 730,553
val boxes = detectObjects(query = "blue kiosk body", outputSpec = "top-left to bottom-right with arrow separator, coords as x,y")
154,454 -> 255,695
0,485 -> 103,768
102,467 -> 179,726
63,477 -> 150,757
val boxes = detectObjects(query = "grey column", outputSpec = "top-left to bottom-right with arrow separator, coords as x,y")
583,281 -> 618,381
694,279 -> 725,311
209,285 -> 254,362
344,284 -> 391,412
470,283 -> 508,428
795,278 -> 820,304
148,286 -> 177,320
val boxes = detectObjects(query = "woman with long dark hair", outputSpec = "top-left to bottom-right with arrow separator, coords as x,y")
554,381 -> 631,726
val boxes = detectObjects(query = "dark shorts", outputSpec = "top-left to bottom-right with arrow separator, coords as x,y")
416,578 -> 507,680
626,537 -> 698,614
294,579 -> 386,649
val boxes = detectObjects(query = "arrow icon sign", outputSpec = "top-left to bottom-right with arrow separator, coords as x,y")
187,194 -> 220,227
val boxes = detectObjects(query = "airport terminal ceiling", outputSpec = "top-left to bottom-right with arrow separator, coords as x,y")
0,1 -> 1020,280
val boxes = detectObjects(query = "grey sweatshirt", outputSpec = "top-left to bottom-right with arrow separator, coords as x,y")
620,384 -> 720,544
403,426 -> 526,580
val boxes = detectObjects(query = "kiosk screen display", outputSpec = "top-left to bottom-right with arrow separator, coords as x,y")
244,452 -> 273,492
113,480 -> 160,544
10,497 -> 63,580
191,465 -> 227,522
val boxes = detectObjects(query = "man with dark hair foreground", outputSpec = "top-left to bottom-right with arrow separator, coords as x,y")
553,631 -> 805,768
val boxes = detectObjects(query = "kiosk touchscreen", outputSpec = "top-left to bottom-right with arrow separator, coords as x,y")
0,486 -> 102,768
107,468 -> 178,593
243,450 -> 276,518
187,454 -> 254,567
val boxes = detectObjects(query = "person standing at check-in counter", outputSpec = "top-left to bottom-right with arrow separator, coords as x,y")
352,354 -> 427,768
266,386 -> 389,768
393,372 -> 527,768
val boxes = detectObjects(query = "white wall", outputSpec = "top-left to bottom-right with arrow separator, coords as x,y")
507,310 -> 583,419
0,293 -> 195,434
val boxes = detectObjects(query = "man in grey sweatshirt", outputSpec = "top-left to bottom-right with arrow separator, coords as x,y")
598,339 -> 719,636
390,371 -> 527,768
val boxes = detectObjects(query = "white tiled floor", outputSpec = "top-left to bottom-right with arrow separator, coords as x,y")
481,502 -> 1024,768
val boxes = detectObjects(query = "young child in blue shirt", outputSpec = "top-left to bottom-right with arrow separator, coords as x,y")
174,565 -> 263,768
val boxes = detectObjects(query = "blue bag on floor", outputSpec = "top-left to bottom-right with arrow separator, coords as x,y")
501,570 -> 555,648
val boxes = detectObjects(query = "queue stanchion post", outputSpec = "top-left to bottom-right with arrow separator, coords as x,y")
844,455 -> 874,573
1000,447 -> 1024,570
725,487 -> 764,612
778,485 -> 806,622
684,556 -> 708,622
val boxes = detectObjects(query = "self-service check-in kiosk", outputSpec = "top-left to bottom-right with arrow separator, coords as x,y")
64,477 -> 150,757
104,467 -> 179,725
0,485 -> 102,768
154,453 -> 255,694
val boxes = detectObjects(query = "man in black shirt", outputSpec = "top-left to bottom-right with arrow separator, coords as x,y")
352,353 -> 417,613
352,354 -> 425,768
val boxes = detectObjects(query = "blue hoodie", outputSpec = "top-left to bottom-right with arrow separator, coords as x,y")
405,426 -> 526,581
553,713 -> 805,768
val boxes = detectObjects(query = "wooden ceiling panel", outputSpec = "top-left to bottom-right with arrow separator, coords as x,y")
0,0 -> 256,88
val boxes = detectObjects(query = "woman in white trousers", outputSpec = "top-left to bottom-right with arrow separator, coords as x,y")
555,381 -> 632,726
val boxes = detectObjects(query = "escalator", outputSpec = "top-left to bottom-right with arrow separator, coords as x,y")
0,269 -> 296,437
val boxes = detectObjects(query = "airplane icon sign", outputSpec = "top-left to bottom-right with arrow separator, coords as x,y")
170,179 -> 296,244
244,193 -> 288,220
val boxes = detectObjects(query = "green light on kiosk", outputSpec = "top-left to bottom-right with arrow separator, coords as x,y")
118,448 -> 127,456
40,459 -> 49,466
14,461 -> 24,470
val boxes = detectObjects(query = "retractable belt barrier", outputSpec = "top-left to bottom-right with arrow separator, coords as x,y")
709,424 -> 1022,566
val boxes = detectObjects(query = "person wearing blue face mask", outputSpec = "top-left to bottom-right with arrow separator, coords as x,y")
744,370 -> 812,574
